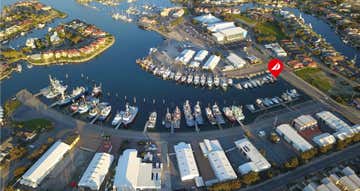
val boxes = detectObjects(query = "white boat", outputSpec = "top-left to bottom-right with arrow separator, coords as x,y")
194,75 -> 200,85
112,111 -> 122,126
227,78 -> 233,86
175,72 -> 182,81
121,103 -> 138,125
200,74 -> 206,86
214,76 -> 220,87
99,105 -> 111,120
232,105 -> 245,121
146,112 -> 157,129
78,102 -> 90,114
193,101 -> 204,125
88,108 -> 98,118
207,76 -> 213,87
187,74 -> 193,84
221,78 -> 228,90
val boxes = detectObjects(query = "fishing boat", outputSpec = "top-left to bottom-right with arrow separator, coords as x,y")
200,74 -> 206,86
57,93 -> 72,106
112,111 -> 122,126
193,101 -> 204,125
207,75 -> 213,88
70,102 -> 79,112
212,103 -> 225,124
78,102 -> 90,114
88,108 -> 98,118
99,104 -> 111,121
145,112 -> 157,129
171,106 -> 181,129
92,84 -> 102,97
42,75 -> 68,99
164,108 -> 172,128
214,76 -> 220,87
232,105 -> 245,121
183,100 -> 195,127
205,107 -> 216,125
121,103 -> 138,126
223,107 -> 236,122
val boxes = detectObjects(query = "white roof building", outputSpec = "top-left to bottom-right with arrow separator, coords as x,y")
235,138 -> 271,175
194,14 -> 221,25
78,152 -> 114,190
207,22 -> 236,32
293,115 -> 318,131
199,139 -> 237,182
189,61 -> 201,68
212,27 -> 248,43
20,141 -> 70,188
312,133 -> 336,147
264,43 -> 287,57
113,149 -> 162,191
276,124 -> 314,152
227,52 -> 247,69
202,55 -> 221,70
175,49 -> 196,65
315,111 -> 352,131
174,142 -> 200,181
194,50 -> 209,62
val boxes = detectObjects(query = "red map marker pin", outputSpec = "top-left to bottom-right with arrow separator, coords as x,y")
268,58 -> 284,78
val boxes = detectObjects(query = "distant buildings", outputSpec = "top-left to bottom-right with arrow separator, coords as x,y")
174,142 -> 200,181
227,52 -> 247,69
265,43 -> 287,57
20,141 -> 71,188
78,152 -> 114,190
199,139 -> 237,182
235,138 -> 271,175
276,124 -> 314,152
113,149 -> 162,190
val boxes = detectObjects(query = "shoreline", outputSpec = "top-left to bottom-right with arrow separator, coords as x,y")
26,36 -> 115,66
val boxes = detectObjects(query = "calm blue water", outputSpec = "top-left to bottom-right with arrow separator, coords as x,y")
1,0 -> 355,131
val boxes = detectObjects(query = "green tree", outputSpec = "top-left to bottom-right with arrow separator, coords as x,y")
284,157 -> 299,169
241,171 -> 260,185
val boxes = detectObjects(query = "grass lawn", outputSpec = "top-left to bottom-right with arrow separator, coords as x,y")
254,21 -> 286,40
224,14 -> 257,25
294,67 -> 333,92
12,118 -> 54,132
3,99 -> 21,117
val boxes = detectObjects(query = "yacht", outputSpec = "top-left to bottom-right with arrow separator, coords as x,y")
207,76 -> 213,87
232,105 -> 245,121
223,107 -> 236,122
200,74 -> 206,86
214,76 -> 220,87
187,74 -> 193,84
193,75 -> 200,86
164,108 -> 172,128
175,72 -> 182,81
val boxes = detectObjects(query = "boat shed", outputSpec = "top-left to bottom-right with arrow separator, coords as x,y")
194,50 -> 209,62
202,55 -> 221,70
78,152 -> 114,190
292,115 -> 318,131
20,141 -> 70,188
174,142 -> 200,181
312,133 -> 336,147
235,138 -> 271,175
193,14 -> 221,26
175,49 -> 196,65
113,149 -> 162,190
315,111 -> 352,131
227,52 -> 247,69
199,139 -> 237,182
276,124 -> 313,152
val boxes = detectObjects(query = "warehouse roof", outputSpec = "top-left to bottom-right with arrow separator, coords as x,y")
276,124 -> 313,152
20,141 -> 70,188
78,152 -> 114,190
312,133 -> 336,147
315,111 -> 352,131
174,142 -> 200,181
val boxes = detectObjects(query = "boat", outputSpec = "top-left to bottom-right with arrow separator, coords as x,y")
57,93 -> 72,106
164,108 -> 172,128
175,72 -> 182,81
183,100 -> 195,127
70,102 -> 79,112
92,84 -> 102,97
42,75 -> 68,99
221,78 -> 228,90
194,75 -> 200,86
181,75 -> 187,83
145,112 -> 157,129
232,105 -> 245,121
200,74 -> 206,86
78,102 -> 90,114
99,105 -> 111,121
246,104 -> 256,112
88,108 -> 98,118
207,76 -> 213,87
223,107 -> 236,122
227,78 -> 233,86
235,83 -> 242,90
112,111 -> 122,126
193,101 -> 204,125
205,107 -> 216,125
121,103 -> 138,125
214,76 -> 220,87
70,86 -> 87,100
171,106 -> 181,129
212,103 -> 225,124
187,74 -> 193,84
